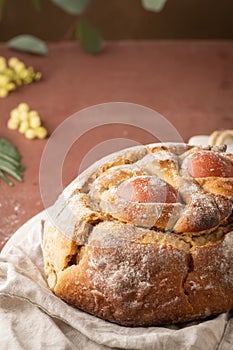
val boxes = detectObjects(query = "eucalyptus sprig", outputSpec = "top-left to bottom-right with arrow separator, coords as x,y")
51,0 -> 102,54
0,0 -> 167,56
2,0 -> 102,55
0,138 -> 24,186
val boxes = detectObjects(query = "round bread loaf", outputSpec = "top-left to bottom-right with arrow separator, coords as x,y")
42,143 -> 233,326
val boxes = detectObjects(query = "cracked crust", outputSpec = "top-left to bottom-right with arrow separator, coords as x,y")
42,143 -> 233,326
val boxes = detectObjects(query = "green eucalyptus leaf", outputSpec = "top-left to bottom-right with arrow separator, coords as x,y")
0,0 -> 5,20
0,138 -> 21,160
77,18 -> 102,54
32,0 -> 41,11
0,153 -> 22,167
7,35 -> 48,56
52,0 -> 89,15
0,161 -> 23,182
142,0 -> 167,12
0,138 -> 24,186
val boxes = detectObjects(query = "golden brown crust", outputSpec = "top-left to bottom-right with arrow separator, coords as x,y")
185,233 -> 233,317
195,177 -> 233,200
42,143 -> 233,326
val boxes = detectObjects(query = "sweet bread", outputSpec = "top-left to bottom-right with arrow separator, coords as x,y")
42,143 -> 233,326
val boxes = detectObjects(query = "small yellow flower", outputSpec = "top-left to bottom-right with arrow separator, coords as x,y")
28,110 -> 39,118
3,68 -> 14,79
0,74 -> 10,86
29,115 -> 41,128
14,78 -> 22,86
35,126 -> 47,139
19,111 -> 29,121
7,118 -> 19,130
10,108 -> 20,120
25,128 -> 36,140
18,121 -> 29,134
6,82 -> 16,91
18,102 -> 29,113
18,69 -> 29,80
0,88 -> 8,98
34,72 -> 42,81
23,76 -> 33,85
14,62 -> 25,74
8,57 -> 19,68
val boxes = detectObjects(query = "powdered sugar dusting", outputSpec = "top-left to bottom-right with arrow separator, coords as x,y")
85,230 -> 188,315
220,231 -> 233,285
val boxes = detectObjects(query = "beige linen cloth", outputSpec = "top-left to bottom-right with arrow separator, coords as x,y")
0,222 -> 232,350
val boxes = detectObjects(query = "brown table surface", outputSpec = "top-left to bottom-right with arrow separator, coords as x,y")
0,40 -> 233,251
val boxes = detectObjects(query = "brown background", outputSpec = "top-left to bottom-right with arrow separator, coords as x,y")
0,0 -> 233,41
